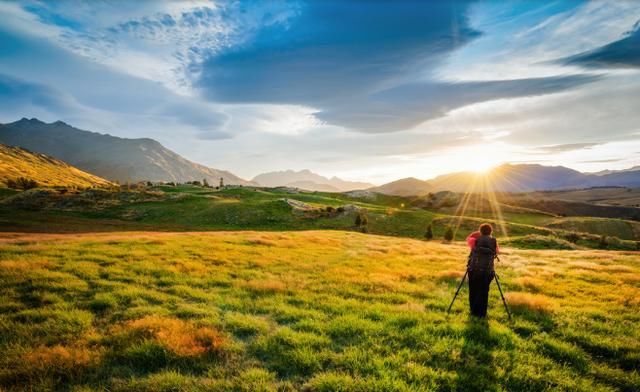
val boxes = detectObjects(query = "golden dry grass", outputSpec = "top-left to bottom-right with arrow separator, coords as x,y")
126,316 -> 226,357
505,292 -> 557,314
0,144 -> 112,188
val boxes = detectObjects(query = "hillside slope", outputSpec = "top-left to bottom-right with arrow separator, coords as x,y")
0,143 -> 112,188
368,177 -> 433,196
0,118 -> 250,185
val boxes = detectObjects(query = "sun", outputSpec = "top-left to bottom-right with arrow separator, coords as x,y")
439,142 -> 510,174
469,161 -> 496,174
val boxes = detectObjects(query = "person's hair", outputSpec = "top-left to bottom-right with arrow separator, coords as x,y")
479,223 -> 493,236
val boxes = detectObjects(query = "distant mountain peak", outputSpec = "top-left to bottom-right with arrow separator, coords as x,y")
15,117 -> 45,125
253,169 -> 374,191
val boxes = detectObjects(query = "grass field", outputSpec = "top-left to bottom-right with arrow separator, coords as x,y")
1,185 -> 638,251
0,231 -> 638,391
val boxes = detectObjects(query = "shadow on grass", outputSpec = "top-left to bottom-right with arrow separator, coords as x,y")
455,317 -> 500,392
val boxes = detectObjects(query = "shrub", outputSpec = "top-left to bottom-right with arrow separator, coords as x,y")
6,177 -> 38,190
424,223 -> 433,240
443,226 -> 454,242
360,214 -> 368,226
599,235 -> 609,249
564,232 -> 581,244
607,236 -> 622,248
325,206 -> 335,213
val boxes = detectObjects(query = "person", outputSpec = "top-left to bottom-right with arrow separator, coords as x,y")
466,223 -> 499,318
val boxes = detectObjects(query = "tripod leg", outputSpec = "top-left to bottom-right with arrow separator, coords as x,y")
447,270 -> 468,314
494,273 -> 512,319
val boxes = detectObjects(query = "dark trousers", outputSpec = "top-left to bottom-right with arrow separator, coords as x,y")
468,270 -> 491,317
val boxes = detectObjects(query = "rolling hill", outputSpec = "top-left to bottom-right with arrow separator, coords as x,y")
252,169 -> 373,191
0,143 -> 112,188
0,118 -> 250,185
367,177 -> 433,196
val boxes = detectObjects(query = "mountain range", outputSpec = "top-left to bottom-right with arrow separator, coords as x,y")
1,118 -> 639,194
370,164 -> 640,196
252,169 -> 374,192
0,118 -> 250,185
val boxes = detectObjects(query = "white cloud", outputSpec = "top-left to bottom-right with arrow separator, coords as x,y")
441,0 -> 640,81
8,1 -> 300,94
222,104 -> 321,136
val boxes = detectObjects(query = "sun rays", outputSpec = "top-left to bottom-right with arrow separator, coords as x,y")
440,166 -> 525,242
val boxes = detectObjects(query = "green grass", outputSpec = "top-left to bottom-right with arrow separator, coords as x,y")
1,186 -> 638,249
546,217 -> 640,241
0,231 -> 638,391
503,235 -> 578,250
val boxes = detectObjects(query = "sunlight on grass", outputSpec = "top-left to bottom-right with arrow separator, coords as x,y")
0,230 -> 638,390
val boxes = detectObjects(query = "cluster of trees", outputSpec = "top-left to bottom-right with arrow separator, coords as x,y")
325,206 -> 345,214
5,177 -> 38,190
424,223 -> 454,242
175,178 -> 226,189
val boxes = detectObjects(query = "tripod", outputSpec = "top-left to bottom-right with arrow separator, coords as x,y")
446,268 -> 512,319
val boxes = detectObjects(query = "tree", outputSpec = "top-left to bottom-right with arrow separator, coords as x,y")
564,232 -> 580,244
219,177 -> 224,188
444,226 -> 454,242
203,178 -> 209,187
360,214 -> 368,226
424,223 -> 433,240
598,235 -> 608,249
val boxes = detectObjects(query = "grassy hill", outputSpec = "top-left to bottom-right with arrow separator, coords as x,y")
546,217 -> 640,241
528,188 -> 640,208
0,185 -> 638,250
0,144 -> 112,188
0,231 -> 638,391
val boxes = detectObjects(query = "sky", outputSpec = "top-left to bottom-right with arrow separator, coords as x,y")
0,0 -> 639,184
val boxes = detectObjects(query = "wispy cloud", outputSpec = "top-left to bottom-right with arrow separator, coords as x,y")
533,142 -> 601,153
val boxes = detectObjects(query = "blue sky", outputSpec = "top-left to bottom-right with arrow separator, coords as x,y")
0,0 -> 639,183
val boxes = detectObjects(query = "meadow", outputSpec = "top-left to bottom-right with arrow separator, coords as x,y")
1,185 -> 638,250
0,230 -> 638,391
